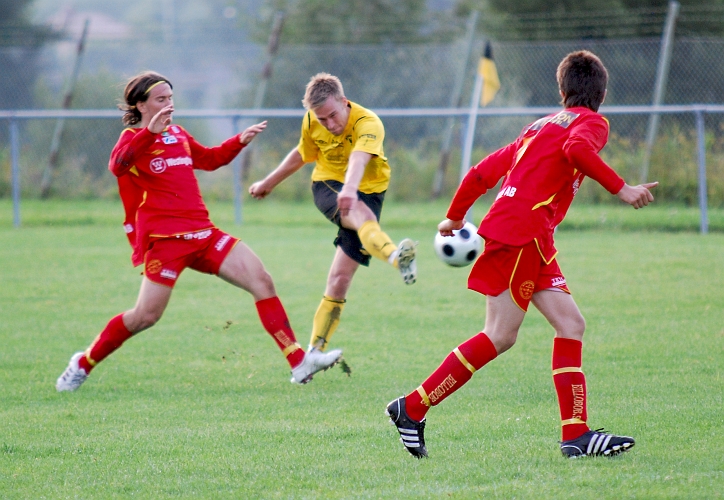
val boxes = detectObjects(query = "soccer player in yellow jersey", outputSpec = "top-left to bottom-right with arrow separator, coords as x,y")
249,73 -> 417,359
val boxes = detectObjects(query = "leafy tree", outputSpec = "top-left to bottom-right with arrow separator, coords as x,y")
453,0 -> 724,40
251,0 -> 432,44
0,0 -> 57,109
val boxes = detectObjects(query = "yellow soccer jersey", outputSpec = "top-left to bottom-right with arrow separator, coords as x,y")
297,101 -> 391,194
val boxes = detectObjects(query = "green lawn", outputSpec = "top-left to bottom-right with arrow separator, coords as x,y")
0,199 -> 722,499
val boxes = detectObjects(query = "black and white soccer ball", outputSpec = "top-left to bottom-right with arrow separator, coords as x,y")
433,221 -> 482,267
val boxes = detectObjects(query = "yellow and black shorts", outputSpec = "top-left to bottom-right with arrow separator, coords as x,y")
312,180 -> 385,266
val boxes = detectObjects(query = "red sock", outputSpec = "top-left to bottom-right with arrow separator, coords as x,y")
552,337 -> 590,441
405,332 -> 498,422
255,296 -> 304,368
79,313 -> 133,373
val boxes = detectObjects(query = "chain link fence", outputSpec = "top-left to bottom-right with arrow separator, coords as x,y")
1,36 -> 724,212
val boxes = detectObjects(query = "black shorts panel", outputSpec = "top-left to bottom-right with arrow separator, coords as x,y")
311,180 -> 385,266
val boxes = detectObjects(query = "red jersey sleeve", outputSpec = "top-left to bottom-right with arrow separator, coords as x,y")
186,130 -> 245,172
109,127 -> 158,177
446,142 -> 517,221
563,115 -> 625,195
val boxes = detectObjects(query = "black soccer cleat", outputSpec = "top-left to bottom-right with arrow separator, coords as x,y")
385,397 -> 428,458
560,428 -> 635,458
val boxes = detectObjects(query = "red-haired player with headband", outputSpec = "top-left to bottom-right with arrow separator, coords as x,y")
386,51 -> 658,459
56,71 -> 342,391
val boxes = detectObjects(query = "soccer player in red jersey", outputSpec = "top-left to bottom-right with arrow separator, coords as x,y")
386,51 -> 658,458
56,71 -> 342,391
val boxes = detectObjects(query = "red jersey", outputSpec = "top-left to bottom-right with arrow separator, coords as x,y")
447,106 -> 625,262
109,125 -> 245,266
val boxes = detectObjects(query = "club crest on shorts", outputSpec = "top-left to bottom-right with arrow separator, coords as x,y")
519,280 -> 535,300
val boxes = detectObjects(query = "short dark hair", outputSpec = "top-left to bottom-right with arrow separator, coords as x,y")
118,71 -> 173,126
556,51 -> 608,112
302,73 -> 344,110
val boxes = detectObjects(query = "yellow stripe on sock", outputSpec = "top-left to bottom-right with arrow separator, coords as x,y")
282,342 -> 301,357
453,348 -> 476,374
561,418 -> 586,426
416,386 -> 431,407
83,349 -> 97,367
552,367 -> 583,376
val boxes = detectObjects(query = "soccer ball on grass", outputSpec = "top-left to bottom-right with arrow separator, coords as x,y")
433,221 -> 482,267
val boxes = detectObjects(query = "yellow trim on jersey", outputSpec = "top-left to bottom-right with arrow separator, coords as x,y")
531,193 -> 556,211
297,101 -> 391,194
417,386 -> 431,407
533,238 -> 557,265
282,342 -> 302,357
453,348 -> 477,374
552,367 -> 583,376
129,166 -> 139,176
561,418 -> 587,426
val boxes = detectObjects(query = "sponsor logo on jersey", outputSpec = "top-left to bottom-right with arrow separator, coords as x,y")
162,135 -> 178,144
527,110 -> 581,133
183,229 -> 213,240
150,157 -> 168,173
496,185 -> 517,200
552,277 -> 567,288
160,269 -> 178,280
549,110 -> 580,128
171,126 -> 180,133
215,234 -> 231,251
166,156 -> 193,167
572,177 -> 581,195
123,223 -> 134,234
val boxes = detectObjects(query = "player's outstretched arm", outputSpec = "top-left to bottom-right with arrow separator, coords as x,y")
249,148 -> 306,199
438,218 -> 465,237
616,181 -> 659,209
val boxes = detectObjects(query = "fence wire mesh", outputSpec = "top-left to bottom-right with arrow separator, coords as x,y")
1,36 -> 724,207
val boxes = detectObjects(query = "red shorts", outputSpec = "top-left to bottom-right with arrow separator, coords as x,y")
143,228 -> 239,288
468,239 -> 570,311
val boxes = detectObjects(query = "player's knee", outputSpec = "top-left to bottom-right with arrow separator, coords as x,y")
327,271 -> 353,296
253,269 -> 276,297
127,309 -> 163,332
558,315 -> 586,340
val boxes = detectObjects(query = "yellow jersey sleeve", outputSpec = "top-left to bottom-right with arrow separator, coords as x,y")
297,111 -> 319,164
351,115 -> 385,157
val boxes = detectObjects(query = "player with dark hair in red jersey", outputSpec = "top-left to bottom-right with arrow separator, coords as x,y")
386,51 -> 658,459
56,71 -> 342,391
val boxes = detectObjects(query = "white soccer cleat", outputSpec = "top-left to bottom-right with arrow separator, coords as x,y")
395,238 -> 417,285
56,352 -> 88,392
290,348 -> 343,384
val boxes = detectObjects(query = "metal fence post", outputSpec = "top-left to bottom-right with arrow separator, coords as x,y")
10,118 -> 20,228
641,0 -> 679,183
232,116 -> 242,225
695,109 -> 708,234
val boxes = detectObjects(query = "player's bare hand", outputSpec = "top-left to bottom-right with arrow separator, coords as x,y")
438,218 -> 465,236
337,187 -> 358,216
249,180 -> 272,199
616,181 -> 658,209
240,121 -> 267,145
148,105 -> 174,134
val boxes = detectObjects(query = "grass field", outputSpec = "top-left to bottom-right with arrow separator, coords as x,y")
1,199 -> 722,499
